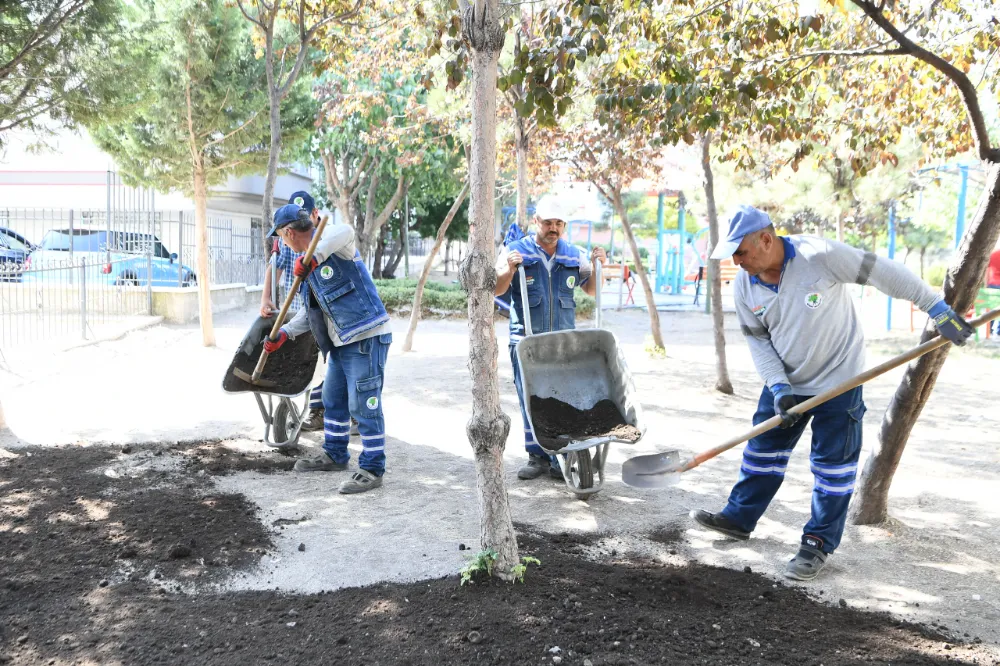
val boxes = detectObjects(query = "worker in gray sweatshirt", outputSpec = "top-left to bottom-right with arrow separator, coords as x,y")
694,205 -> 973,581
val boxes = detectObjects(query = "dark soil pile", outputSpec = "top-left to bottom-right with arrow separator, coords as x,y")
1,444 -> 996,666
530,396 -> 642,447
222,316 -> 318,395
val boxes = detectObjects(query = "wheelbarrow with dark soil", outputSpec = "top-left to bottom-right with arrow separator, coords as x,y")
514,264 -> 645,498
222,315 -> 319,450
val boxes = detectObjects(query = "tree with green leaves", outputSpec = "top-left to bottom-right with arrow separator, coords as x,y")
235,0 -> 360,232
89,0 -> 310,346
1,0 -> 126,147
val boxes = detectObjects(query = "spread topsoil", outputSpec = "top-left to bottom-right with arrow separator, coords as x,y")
222,316 -> 318,396
530,396 -> 642,447
1,444 -> 996,666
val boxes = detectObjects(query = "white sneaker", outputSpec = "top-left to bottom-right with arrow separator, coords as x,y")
338,469 -> 383,494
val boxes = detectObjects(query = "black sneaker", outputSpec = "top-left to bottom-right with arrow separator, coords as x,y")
690,509 -> 751,541
517,454 -> 550,480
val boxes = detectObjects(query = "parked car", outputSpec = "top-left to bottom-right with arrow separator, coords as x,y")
0,227 -> 36,282
21,229 -> 196,287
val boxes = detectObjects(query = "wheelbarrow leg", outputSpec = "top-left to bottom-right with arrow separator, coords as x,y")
556,443 -> 610,499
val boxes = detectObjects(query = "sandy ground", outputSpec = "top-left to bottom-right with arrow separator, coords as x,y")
2,301 -> 999,646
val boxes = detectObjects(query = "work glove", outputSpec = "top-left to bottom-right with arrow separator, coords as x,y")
771,384 -> 802,429
263,329 -> 288,354
293,255 -> 318,279
928,301 -> 974,346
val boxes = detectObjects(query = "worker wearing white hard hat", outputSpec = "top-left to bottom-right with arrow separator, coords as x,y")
494,196 -> 607,481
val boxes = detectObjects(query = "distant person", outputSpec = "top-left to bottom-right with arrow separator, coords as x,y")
694,205 -> 973,581
494,196 -> 607,481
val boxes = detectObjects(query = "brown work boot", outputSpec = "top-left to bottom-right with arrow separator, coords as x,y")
300,408 -> 324,432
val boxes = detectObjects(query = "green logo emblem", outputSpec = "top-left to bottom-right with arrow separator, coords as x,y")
366,396 -> 378,410
805,292 -> 823,309
320,266 -> 334,280
566,276 -> 576,289
293,196 -> 305,206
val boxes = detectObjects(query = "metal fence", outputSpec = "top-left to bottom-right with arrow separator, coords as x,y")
1,202 -> 267,349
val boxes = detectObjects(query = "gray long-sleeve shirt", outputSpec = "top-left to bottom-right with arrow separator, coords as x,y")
736,235 -> 941,394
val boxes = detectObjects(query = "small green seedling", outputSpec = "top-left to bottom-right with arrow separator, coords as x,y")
511,556 -> 541,583
459,548 -> 498,586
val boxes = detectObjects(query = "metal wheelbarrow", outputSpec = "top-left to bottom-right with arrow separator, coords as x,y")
514,263 -> 645,498
222,315 -> 320,451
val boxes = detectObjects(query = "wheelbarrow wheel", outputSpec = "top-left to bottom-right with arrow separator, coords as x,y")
565,449 -> 594,495
272,399 -> 302,448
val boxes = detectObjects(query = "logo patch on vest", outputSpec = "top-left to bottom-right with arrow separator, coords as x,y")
566,276 -> 576,289
805,292 -> 823,309
320,266 -> 334,280
293,196 -> 305,206
525,276 -> 535,286
752,304 -> 766,317
366,396 -> 379,410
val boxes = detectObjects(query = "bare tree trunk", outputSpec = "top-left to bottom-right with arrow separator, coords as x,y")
192,166 -> 216,347
919,247 -> 926,280
403,182 -> 469,352
373,228 -> 386,279
444,240 -> 450,276
612,191 -> 664,350
384,228 -> 405,279
852,162 -> 1000,525
701,134 -> 733,394
262,86 -> 281,238
837,210 -> 845,244
459,0 -> 517,579
514,119 -> 529,228
359,174 -> 408,259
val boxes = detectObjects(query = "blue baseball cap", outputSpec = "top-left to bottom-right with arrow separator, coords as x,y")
710,205 -> 773,260
288,190 -> 315,212
266,203 -> 303,238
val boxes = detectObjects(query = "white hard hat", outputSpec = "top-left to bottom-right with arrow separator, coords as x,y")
534,196 -> 575,222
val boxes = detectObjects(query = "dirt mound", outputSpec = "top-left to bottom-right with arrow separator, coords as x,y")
530,396 -> 642,447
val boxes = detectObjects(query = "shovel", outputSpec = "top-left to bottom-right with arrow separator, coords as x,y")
232,214 -> 329,387
622,307 -> 1000,489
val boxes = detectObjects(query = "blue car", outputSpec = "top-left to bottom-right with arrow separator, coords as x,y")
22,229 -> 196,287
0,227 -> 36,282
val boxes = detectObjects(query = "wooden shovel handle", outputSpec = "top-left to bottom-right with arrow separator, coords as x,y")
678,307 -> 1000,474
251,214 -> 330,382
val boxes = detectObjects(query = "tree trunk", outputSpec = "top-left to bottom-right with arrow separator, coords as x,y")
373,228 -> 386,279
262,86 -> 282,240
514,118 -> 529,229
851,162 -> 1000,525
701,134 -> 733,394
359,174 -> 408,259
837,210 -> 845,243
459,0 -> 517,579
444,240 -> 450,276
403,182 -> 470,352
612,190 -> 664,350
384,228 -> 405,279
919,248 -> 926,279
192,165 -> 216,347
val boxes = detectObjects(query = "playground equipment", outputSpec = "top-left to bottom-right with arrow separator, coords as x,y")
566,219 -> 593,253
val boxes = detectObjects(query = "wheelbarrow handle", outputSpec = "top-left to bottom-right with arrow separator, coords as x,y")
252,214 -> 330,383
595,258 -> 602,330
517,264 -> 533,338
679,306 -> 1000,475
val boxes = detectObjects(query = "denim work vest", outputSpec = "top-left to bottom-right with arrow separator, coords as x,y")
300,250 -> 389,352
508,237 -> 582,342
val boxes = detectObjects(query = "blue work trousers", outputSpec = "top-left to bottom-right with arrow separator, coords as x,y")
509,344 -> 557,463
321,333 -> 392,476
720,385 -> 866,554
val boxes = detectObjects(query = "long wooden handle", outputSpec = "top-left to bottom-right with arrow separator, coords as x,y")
251,215 -> 330,382
677,307 -> 1000,473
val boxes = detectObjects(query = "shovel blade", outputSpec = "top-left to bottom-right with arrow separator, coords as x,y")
621,451 -> 683,489
232,367 -> 277,389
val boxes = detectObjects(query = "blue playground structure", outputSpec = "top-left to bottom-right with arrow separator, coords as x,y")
653,190 -> 702,295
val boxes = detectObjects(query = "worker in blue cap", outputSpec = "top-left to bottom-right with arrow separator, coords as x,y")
262,202 -> 391,494
693,204 -> 973,580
